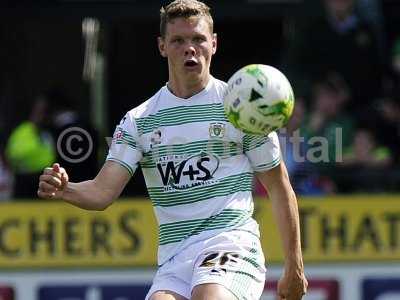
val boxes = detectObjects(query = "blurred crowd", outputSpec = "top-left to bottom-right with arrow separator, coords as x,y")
0,89 -> 98,200
0,0 -> 399,200
276,0 -> 400,195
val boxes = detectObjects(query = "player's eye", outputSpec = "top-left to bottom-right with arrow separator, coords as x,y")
172,38 -> 184,44
193,36 -> 206,43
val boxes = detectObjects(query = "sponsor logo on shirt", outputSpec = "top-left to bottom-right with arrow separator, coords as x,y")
156,152 -> 220,191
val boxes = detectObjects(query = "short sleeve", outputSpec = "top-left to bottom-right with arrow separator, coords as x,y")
243,131 -> 281,172
106,113 -> 143,176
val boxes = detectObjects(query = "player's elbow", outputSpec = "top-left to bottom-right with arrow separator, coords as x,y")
93,205 -> 109,211
91,197 -> 114,211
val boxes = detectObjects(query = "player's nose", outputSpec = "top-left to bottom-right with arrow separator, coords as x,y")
184,45 -> 196,56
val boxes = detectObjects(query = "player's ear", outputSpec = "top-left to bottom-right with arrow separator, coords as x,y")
158,37 -> 167,57
212,33 -> 217,55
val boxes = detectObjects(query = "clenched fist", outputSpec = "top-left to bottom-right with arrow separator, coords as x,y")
38,163 -> 69,199
278,268 -> 308,300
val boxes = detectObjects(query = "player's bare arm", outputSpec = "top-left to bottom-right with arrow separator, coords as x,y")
256,161 -> 308,300
38,161 -> 131,210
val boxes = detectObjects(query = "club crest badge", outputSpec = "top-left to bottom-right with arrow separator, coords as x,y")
209,122 -> 226,138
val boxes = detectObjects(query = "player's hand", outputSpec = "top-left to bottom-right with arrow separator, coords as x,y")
277,268 -> 308,300
38,163 -> 69,199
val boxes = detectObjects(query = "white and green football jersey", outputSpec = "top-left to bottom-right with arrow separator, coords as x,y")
107,77 -> 281,265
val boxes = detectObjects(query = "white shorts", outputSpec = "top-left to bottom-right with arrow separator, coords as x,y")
145,230 -> 266,300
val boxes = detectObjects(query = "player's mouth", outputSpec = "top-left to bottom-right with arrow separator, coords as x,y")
184,59 -> 200,70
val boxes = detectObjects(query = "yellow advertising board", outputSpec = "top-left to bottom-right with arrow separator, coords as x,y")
255,195 -> 400,263
0,201 -> 158,268
0,195 -> 399,268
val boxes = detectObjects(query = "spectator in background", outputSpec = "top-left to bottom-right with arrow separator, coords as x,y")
5,97 -> 55,199
48,88 -> 99,183
303,73 -> 354,165
283,0 -> 383,115
336,127 -> 394,192
343,128 -> 392,168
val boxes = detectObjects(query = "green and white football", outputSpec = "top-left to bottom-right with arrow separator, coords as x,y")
223,64 -> 295,135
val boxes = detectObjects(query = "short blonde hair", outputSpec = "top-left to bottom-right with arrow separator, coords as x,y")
160,0 -> 214,38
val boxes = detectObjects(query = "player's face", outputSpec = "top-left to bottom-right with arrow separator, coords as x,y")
158,16 -> 217,84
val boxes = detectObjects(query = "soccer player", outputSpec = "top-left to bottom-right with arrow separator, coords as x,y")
38,0 -> 307,299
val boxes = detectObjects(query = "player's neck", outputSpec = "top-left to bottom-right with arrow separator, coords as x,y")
167,74 -> 211,99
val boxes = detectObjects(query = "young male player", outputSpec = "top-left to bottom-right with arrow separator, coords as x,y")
38,1 -> 307,299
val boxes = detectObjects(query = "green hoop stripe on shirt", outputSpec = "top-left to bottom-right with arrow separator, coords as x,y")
150,177 -> 253,207
243,134 -> 270,152
136,104 -> 228,134
141,140 -> 243,168
253,157 -> 281,171
148,172 -> 253,207
118,135 -> 136,146
143,139 -> 241,158
159,209 -> 250,245
106,158 -> 135,177
138,103 -> 224,121
138,117 -> 228,135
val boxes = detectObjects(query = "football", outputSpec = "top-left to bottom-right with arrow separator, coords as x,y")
223,64 -> 295,135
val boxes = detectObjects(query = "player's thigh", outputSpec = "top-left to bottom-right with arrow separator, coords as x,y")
191,283 -> 236,300
150,290 -> 188,300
